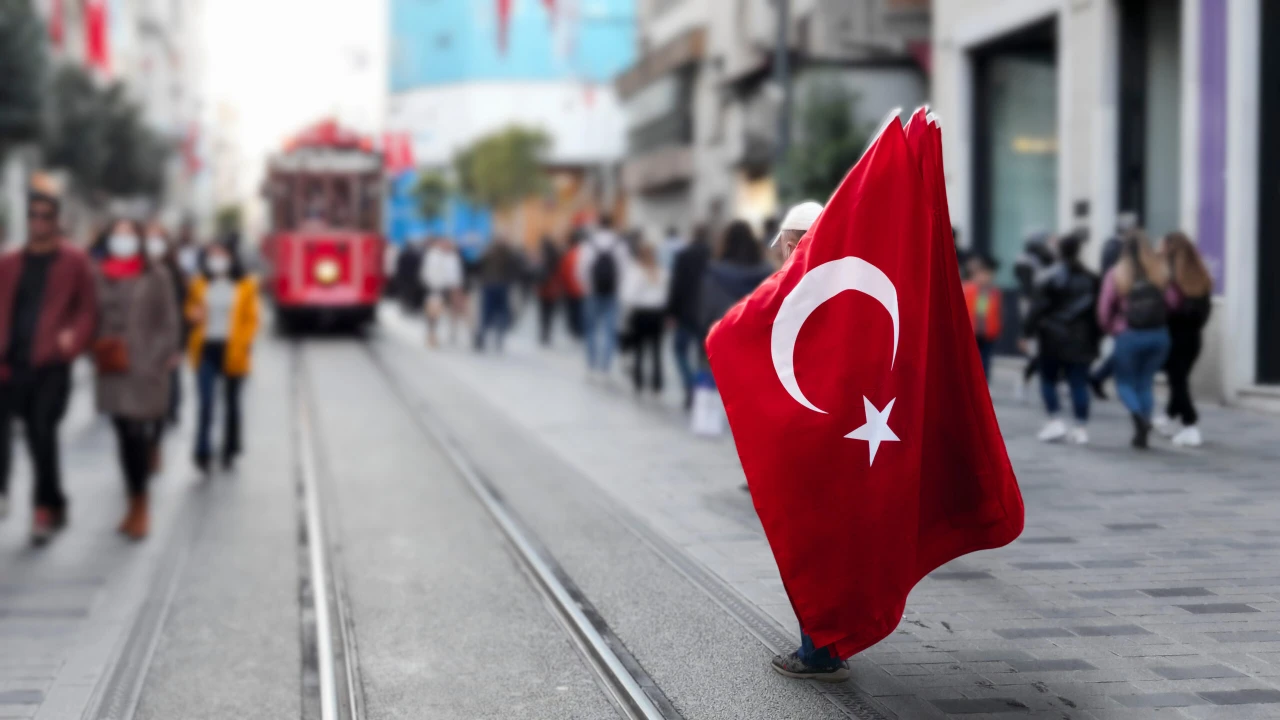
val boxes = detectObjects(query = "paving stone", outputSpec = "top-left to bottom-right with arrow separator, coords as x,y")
1113,692 -> 1209,708
1105,523 -> 1164,531
1078,560 -> 1144,569
1177,604 -> 1261,615
1070,625 -> 1153,637
930,571 -> 995,581
1151,665 -> 1247,680
930,697 -> 1031,714
1005,659 -> 1096,672
1017,536 -> 1078,544
0,691 -> 41,705
1141,587 -> 1216,598
1197,689 -> 1280,705
1011,562 -> 1078,570
994,627 -> 1076,640
1207,631 -> 1280,643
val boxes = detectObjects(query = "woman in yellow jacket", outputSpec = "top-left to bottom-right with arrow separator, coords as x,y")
186,241 -> 259,473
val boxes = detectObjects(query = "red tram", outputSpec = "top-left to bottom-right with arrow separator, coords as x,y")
261,121 -> 385,330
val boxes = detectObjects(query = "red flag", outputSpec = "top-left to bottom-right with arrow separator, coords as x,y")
706,114 -> 1022,659
496,0 -> 513,53
85,0 -> 110,72
49,0 -> 64,49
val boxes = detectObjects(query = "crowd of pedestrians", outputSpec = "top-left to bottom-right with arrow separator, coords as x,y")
961,220 -> 1215,450
0,190 -> 261,545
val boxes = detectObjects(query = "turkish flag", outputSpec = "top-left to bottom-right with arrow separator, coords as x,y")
86,0 -> 110,73
706,113 -> 1022,659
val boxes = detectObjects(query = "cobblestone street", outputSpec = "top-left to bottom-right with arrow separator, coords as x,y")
1,310 -> 1278,719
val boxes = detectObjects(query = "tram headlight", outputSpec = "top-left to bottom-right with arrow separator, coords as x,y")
314,258 -> 340,285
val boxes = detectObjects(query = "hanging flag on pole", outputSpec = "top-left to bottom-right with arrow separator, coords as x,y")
496,0 -> 513,54
86,0 -> 110,73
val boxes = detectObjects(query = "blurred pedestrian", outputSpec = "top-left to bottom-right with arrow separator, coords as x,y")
187,242 -> 260,473
1098,230 -> 1174,449
395,238 -> 425,314
962,254 -> 1002,380
145,222 -> 188,429
0,191 -> 97,543
474,236 -> 522,353
1089,212 -> 1139,399
1153,232 -> 1213,447
559,229 -> 587,340
1012,233 -> 1056,400
578,214 -> 628,377
658,225 -> 683,271
421,237 -> 466,347
622,242 -> 669,395
697,220 -> 774,340
1022,233 -> 1099,445
175,219 -> 201,277
92,219 -> 180,541
534,235 -> 563,346
666,225 -> 711,409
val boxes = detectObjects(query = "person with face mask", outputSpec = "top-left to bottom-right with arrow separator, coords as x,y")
185,241 -> 260,474
144,223 -> 188,429
92,219 -> 180,540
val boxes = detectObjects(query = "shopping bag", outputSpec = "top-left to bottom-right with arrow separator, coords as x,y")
689,370 -> 726,437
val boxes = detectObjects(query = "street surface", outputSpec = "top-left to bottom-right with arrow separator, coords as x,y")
3,304 -> 1280,720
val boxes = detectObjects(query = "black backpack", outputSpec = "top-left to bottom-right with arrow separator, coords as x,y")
591,246 -> 619,297
1124,249 -> 1168,330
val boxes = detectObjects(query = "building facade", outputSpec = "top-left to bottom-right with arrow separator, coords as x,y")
619,0 -> 929,242
932,0 -> 1277,407
384,0 -> 637,246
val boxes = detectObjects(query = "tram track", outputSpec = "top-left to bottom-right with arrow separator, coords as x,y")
359,341 -> 683,720
292,344 -> 366,720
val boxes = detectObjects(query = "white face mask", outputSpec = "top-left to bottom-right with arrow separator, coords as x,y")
145,236 -> 167,260
108,234 -> 140,259
207,256 -> 231,276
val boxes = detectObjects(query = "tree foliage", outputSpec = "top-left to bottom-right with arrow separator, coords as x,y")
0,0 -> 48,149
41,66 -> 171,201
215,205 -> 242,236
778,82 -> 870,205
412,169 -> 451,223
453,126 -> 550,211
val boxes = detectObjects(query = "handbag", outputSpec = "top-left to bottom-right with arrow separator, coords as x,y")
689,370 -> 726,437
93,337 -> 130,374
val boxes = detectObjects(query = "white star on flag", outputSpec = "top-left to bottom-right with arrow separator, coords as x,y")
845,397 -> 899,465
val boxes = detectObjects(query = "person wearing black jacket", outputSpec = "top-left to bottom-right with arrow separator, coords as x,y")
665,225 -> 710,409
696,221 -> 772,340
1021,234 -> 1099,445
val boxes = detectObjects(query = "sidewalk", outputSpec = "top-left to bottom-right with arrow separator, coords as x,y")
382,308 -> 1280,719
0,367 -> 201,720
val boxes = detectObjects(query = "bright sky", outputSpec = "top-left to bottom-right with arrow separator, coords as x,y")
201,0 -> 387,206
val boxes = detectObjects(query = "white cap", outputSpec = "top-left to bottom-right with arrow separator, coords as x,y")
771,201 -> 824,247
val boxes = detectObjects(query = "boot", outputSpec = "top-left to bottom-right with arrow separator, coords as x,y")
119,495 -> 149,540
1130,413 -> 1150,449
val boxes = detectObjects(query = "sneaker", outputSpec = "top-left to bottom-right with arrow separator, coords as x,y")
0,494 -> 8,520
1172,425 -> 1203,448
770,652 -> 851,683
1067,426 -> 1089,445
1037,419 -> 1067,443
30,508 -> 56,546
1152,415 -> 1178,437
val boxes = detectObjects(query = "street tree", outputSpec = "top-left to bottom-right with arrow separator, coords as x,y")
0,0 -> 48,151
454,126 -> 550,240
412,169 -> 451,225
42,65 -> 109,198
778,82 -> 870,205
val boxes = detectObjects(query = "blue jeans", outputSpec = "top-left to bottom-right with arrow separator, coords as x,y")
475,284 -> 512,351
1113,328 -> 1171,419
195,343 -> 242,462
975,336 -> 994,379
584,294 -> 620,372
1039,356 -> 1091,422
672,326 -> 698,402
798,632 -> 842,670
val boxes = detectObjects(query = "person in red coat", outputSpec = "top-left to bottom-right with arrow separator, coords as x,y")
962,254 -> 1002,379
0,191 -> 98,544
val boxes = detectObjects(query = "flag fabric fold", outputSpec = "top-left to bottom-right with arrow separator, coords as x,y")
706,110 -> 1023,659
